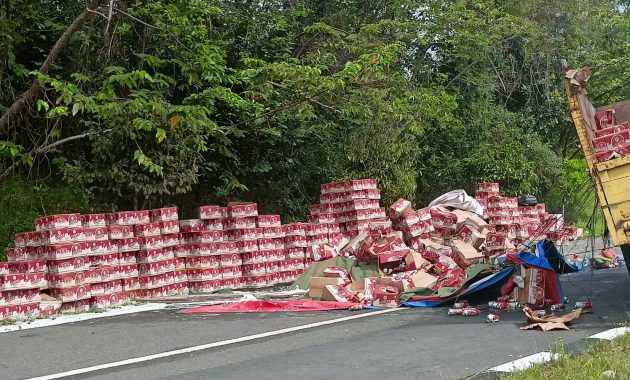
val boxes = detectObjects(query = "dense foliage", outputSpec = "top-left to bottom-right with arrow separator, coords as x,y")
2,0 -> 628,251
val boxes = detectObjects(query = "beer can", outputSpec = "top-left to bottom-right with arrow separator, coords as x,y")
532,310 -> 546,317
462,307 -> 480,316
575,301 -> 592,309
550,304 -> 565,311
453,301 -> 470,309
448,308 -> 464,315
486,314 -> 500,323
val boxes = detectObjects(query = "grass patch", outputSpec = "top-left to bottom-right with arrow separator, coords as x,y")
501,333 -> 630,379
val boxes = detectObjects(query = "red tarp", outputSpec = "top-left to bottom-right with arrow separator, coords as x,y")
181,299 -> 359,314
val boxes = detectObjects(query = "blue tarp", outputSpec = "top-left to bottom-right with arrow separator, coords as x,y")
401,266 -> 514,308
536,239 -> 581,273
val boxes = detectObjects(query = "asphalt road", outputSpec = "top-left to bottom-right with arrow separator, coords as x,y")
1,241 -> 628,380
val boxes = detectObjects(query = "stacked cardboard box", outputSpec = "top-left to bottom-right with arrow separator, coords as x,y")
0,257 -> 46,321
591,110 -> 630,162
307,179 -> 389,261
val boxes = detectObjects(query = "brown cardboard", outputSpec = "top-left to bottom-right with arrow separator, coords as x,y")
308,277 -> 346,299
450,239 -> 484,268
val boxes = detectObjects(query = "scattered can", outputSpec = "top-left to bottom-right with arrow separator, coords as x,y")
550,304 -> 565,312
462,307 -> 481,316
487,314 -> 500,323
489,301 -> 520,310
453,301 -> 470,309
532,310 -> 547,318
448,308 -> 464,315
575,301 -> 593,309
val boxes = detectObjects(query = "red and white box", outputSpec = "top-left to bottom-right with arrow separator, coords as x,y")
188,280 -> 221,293
263,227 -> 285,239
44,243 -> 82,260
284,247 -> 306,260
117,237 -> 141,252
284,223 -> 307,237
47,257 -> 90,274
264,261 -> 279,274
227,203 -> 258,218
138,260 -> 175,276
91,280 -> 123,295
198,231 -> 224,243
203,219 -> 224,231
221,265 -> 243,279
594,109 -> 615,130
485,233 -> 508,250
187,268 -> 221,282
122,277 -> 141,292
7,260 -> 47,274
488,215 -> 513,225
82,227 -> 109,242
488,196 -> 518,208
224,217 -> 257,231
173,270 -> 188,284
118,264 -> 139,279
185,256 -> 220,270
307,234 -> 329,246
89,265 -> 119,283
138,236 -> 164,250
139,273 -> 174,289
592,129 -> 630,152
242,263 -> 266,276
41,228 -> 83,245
198,205 -> 222,220
47,271 -> 87,288
109,225 -> 134,240
0,288 -> 41,306
110,211 -> 149,226
158,221 -> 180,235
257,215 -> 281,228
0,263 -> 7,276
81,214 -> 109,228
134,223 -> 161,238
475,190 -> 500,201
137,248 -> 173,263
49,284 -> 91,302
430,208 -> 458,229
35,213 -> 82,231
310,244 -> 336,261
372,285 -> 399,308
161,234 -> 180,248
6,248 -> 27,262
478,182 -> 500,192
305,223 -> 328,237
285,235 -> 307,248
150,207 -> 178,222
179,219 -> 205,233
196,242 -> 228,256
595,121 -> 630,137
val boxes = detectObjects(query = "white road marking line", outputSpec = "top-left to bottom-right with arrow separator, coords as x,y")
25,307 -> 401,380
588,327 -> 630,341
487,352 -> 559,373
0,303 -> 168,334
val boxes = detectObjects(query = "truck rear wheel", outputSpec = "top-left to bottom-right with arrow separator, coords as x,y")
621,244 -> 630,276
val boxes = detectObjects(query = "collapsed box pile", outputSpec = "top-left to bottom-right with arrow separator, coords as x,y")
306,181 -> 578,308
592,109 -> 630,162
1,178 -> 578,319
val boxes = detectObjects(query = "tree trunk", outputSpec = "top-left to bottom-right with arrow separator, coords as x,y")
0,0 -> 104,133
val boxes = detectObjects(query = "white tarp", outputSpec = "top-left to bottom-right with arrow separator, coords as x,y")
428,189 -> 484,216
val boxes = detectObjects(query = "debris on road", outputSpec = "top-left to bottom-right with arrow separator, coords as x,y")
521,306 -> 583,331
1,178 -> 584,326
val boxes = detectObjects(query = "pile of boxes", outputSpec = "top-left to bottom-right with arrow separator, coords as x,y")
306,181 -> 579,308
592,109 -> 630,162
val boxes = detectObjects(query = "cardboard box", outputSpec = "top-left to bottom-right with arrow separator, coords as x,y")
203,219 -> 224,231
198,205 -> 222,220
594,108 -> 615,130
227,202 -> 258,218
81,214 -> 109,228
390,198 -> 413,219
148,207 -> 178,223
179,219 -> 205,233
392,270 -> 438,290
50,284 -> 91,302
308,277 -> 346,298
478,182 -> 500,192
372,284 -> 399,308
512,267 -> 546,306
320,284 -> 361,303
450,239 -> 484,269
256,215 -> 282,228
35,213 -> 82,231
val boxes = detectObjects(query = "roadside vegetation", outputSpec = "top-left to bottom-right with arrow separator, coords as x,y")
502,332 -> 630,380
2,1 -> 629,255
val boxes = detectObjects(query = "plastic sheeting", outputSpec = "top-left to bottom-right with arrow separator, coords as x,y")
428,189 -> 484,216
181,299 -> 360,314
